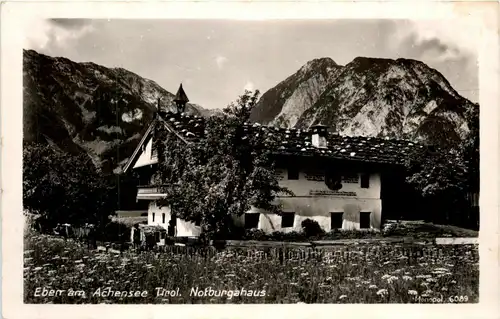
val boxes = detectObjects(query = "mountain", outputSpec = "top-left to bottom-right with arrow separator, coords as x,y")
250,56 -> 478,149
249,57 -> 342,127
23,49 -> 202,173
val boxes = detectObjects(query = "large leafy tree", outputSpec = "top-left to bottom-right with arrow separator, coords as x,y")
404,104 -> 479,226
153,90 -> 292,240
23,142 -> 117,228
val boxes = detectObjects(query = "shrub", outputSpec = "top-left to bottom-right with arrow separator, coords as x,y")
243,229 -> 268,241
301,219 -> 325,238
269,231 -> 307,242
99,221 -> 131,243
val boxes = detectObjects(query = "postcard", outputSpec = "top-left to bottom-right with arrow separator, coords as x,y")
1,1 -> 498,319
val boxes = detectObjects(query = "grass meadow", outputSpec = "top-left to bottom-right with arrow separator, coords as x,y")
24,234 -> 479,304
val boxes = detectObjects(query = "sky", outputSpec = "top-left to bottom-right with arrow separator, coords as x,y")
24,19 -> 479,109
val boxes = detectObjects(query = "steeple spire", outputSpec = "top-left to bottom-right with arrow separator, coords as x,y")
174,83 -> 189,113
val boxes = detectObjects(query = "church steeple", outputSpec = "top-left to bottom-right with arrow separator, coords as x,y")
174,83 -> 189,113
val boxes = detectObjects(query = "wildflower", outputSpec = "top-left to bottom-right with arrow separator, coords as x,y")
402,275 -> 413,281
451,280 -> 457,284
416,275 -> 432,279
441,287 -> 448,291
424,289 -> 433,295
74,260 -> 83,264
408,290 -> 418,295
33,267 -> 43,271
368,285 -> 378,289
339,295 -> 347,300
426,278 -> 437,283
387,276 -> 398,284
376,289 -> 388,296
381,274 -> 391,280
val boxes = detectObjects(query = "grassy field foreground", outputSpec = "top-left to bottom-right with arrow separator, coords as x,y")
24,234 -> 479,304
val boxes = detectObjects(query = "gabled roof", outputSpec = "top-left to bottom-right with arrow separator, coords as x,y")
122,110 -> 431,173
122,112 -> 200,173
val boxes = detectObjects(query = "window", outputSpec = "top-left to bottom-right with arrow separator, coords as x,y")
288,167 -> 299,180
195,219 -> 201,227
360,212 -> 371,229
281,212 -> 295,228
162,213 -> 166,224
331,212 -> 343,229
244,213 -> 260,229
360,174 -> 370,188
152,212 -> 155,222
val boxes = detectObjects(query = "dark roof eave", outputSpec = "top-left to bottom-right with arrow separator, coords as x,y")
269,151 -> 408,167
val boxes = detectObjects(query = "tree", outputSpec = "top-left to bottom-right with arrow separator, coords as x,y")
23,142 -> 117,229
153,90 -> 292,240
404,147 -> 468,224
404,104 -> 479,226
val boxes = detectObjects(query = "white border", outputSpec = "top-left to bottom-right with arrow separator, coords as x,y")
1,1 -> 498,319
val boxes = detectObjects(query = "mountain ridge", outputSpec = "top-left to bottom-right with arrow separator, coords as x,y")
251,55 -> 477,149
23,49 -> 202,173
23,49 -> 477,176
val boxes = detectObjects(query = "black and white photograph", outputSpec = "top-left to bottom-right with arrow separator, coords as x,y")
1,1 -> 498,317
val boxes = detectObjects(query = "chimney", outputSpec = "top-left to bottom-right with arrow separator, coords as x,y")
311,124 -> 328,148
173,83 -> 189,114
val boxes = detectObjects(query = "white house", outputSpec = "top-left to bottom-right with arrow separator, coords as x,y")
123,84 -> 427,239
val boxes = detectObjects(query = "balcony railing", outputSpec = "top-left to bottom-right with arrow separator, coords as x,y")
137,184 -> 170,196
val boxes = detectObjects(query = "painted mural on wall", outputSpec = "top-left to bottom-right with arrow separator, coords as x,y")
309,190 -> 357,196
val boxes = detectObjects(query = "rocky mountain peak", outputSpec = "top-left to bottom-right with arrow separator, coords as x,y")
251,55 -> 478,149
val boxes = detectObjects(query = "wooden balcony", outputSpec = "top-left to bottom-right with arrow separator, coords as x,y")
136,184 -> 169,200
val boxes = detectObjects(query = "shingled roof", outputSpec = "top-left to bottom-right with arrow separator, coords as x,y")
152,111 -> 428,166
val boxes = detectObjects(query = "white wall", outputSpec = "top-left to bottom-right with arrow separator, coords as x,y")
249,197 -> 382,233
244,169 -> 383,232
141,167 -> 384,236
147,202 -> 201,237
275,169 -> 381,199
133,138 -> 158,169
